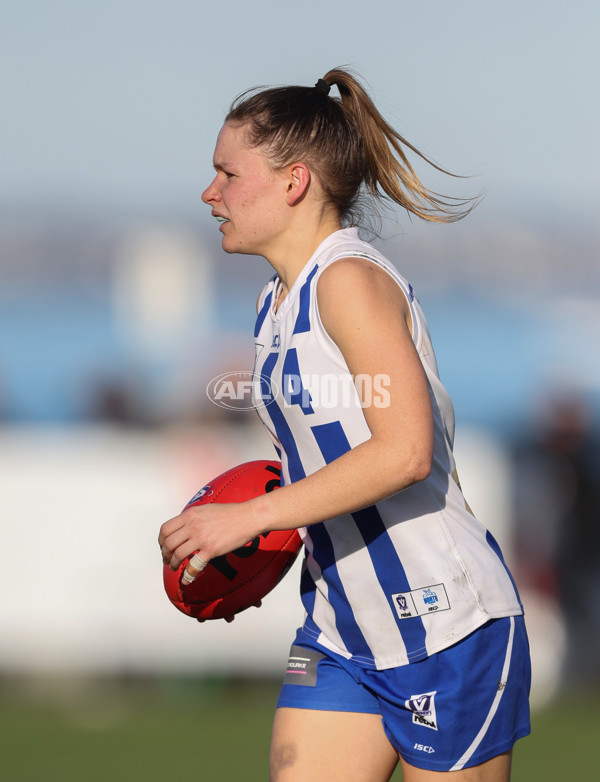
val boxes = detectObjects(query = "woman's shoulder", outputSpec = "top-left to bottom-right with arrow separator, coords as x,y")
316,229 -> 406,282
317,255 -> 411,326
316,227 -> 383,264
316,230 -> 411,297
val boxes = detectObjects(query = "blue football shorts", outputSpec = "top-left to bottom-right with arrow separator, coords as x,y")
276,615 -> 531,772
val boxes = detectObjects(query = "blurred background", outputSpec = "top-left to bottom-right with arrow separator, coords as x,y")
1,1 -> 599,779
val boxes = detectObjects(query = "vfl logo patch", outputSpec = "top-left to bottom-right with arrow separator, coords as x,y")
406,691 -> 438,731
391,584 -> 450,620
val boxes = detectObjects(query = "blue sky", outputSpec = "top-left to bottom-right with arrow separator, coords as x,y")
3,0 -> 599,228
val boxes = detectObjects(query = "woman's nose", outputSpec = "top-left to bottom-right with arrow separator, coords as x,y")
202,177 -> 221,205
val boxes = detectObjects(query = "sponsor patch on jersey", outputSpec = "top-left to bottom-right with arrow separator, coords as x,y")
391,584 -> 450,620
406,691 -> 438,730
283,645 -> 324,687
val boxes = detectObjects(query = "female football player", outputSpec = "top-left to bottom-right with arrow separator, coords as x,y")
159,68 -> 531,781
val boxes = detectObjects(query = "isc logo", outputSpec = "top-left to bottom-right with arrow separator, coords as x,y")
414,743 -> 435,754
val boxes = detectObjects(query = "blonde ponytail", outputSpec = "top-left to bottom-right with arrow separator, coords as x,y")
227,67 -> 477,227
323,68 -> 476,223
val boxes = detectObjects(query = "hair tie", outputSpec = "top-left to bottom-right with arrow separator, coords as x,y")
314,78 -> 331,96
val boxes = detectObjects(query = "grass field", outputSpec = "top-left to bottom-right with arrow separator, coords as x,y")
1,676 -> 596,781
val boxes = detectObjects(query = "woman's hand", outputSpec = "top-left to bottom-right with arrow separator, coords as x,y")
158,501 -> 261,574
159,503 -> 267,622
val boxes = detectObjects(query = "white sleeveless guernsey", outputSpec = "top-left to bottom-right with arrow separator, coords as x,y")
253,228 -> 522,670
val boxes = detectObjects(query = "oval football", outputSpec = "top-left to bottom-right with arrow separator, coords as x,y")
163,460 -> 302,620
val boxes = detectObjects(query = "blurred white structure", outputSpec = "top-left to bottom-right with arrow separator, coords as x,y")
0,424 -> 563,707
112,226 -> 214,357
0,423 -> 300,675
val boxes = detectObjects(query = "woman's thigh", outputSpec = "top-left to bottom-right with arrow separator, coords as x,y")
399,750 -> 512,782
270,706 -> 399,782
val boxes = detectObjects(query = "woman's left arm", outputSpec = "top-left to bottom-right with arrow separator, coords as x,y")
160,258 -> 433,570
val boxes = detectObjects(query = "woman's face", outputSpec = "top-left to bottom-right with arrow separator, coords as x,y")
202,122 -> 292,258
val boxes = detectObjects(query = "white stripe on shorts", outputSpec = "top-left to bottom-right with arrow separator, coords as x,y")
450,617 -> 515,772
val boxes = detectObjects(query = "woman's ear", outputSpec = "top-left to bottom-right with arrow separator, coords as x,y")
286,162 -> 311,205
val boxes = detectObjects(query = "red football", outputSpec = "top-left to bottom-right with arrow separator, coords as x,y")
163,460 -> 303,620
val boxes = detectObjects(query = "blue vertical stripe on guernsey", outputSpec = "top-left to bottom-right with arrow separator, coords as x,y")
310,421 -> 352,464
293,264 -> 319,334
282,348 -> 314,414
299,560 -> 317,616
305,422 -> 381,663
352,507 -> 427,660
260,352 -> 306,484
486,530 -> 524,612
254,290 -> 273,337
302,508 -> 374,662
311,421 -> 428,662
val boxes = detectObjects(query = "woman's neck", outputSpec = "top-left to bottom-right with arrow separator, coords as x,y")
267,214 -> 342,298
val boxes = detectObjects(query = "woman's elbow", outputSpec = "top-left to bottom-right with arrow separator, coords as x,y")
410,454 -> 432,485
374,430 -> 433,490
403,438 -> 433,486
384,447 -> 432,491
